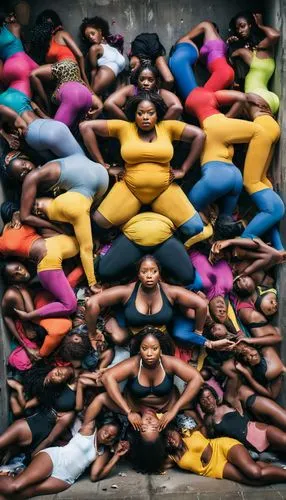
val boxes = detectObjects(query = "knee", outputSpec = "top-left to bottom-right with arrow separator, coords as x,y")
245,464 -> 262,481
180,213 -> 204,238
65,294 -> 77,315
92,210 -> 113,230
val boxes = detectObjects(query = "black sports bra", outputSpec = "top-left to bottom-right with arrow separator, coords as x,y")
53,385 -> 76,412
126,359 -> 174,398
124,281 -> 173,327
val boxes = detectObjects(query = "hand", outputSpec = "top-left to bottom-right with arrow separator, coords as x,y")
211,240 -> 231,255
246,93 -> 270,111
226,35 -> 239,44
211,339 -> 235,351
6,133 -> 20,149
108,165 -> 124,182
10,211 -> 21,229
127,411 -> 142,431
115,440 -> 130,456
89,284 -> 102,295
170,168 -> 185,181
14,116 -> 27,135
26,347 -> 41,362
235,361 -> 249,375
235,337 -> 252,346
158,408 -> 178,431
253,13 -> 263,27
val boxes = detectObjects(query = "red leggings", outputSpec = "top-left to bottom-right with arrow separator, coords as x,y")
204,57 -> 234,92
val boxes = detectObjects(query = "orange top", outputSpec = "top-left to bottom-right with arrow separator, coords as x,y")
46,37 -> 76,63
0,224 -> 41,258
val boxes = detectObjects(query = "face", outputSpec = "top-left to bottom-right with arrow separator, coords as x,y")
165,429 -> 181,449
242,346 -> 261,366
235,16 -> 251,39
84,26 -> 102,44
209,296 -> 227,323
235,276 -> 255,295
135,100 -> 158,132
211,323 -> 227,340
10,158 -> 35,182
138,259 -> 160,288
199,389 -> 217,414
137,69 -> 156,91
140,335 -> 161,366
6,262 -> 30,283
97,424 -> 118,446
260,293 -> 278,317
44,366 -> 73,385
140,409 -> 160,442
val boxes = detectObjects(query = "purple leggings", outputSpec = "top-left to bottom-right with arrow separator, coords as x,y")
37,269 -> 77,318
54,81 -> 93,127
189,250 -> 233,300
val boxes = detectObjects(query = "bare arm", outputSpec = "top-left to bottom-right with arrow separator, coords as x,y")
90,442 -> 129,481
32,411 -> 75,455
104,86 -> 134,120
160,89 -> 183,120
79,120 -> 110,164
61,31 -> 90,86
236,363 -> 273,398
254,14 -> 280,49
101,357 -> 139,415
172,125 -> 205,179
30,66 -> 52,113
236,333 -> 281,347
181,21 -> 215,41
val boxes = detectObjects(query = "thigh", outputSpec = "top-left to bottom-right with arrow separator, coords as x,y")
13,476 -> 70,499
154,237 -> 194,285
98,235 -> 143,281
93,67 -> 116,94
152,183 -> 196,228
13,452 -> 53,490
97,181 -> 141,226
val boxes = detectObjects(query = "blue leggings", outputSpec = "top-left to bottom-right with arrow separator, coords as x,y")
188,161 -> 243,216
169,43 -> 198,100
242,188 -> 285,247
25,119 -> 84,160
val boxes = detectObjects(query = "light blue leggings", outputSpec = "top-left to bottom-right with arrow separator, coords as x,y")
25,118 -> 84,160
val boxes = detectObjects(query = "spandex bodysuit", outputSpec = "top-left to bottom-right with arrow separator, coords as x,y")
200,39 -> 234,91
0,24 -> 38,97
97,43 -> 125,76
214,411 -> 269,452
96,119 -> 204,246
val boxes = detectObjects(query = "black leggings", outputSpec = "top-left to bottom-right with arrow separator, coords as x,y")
97,235 -> 194,286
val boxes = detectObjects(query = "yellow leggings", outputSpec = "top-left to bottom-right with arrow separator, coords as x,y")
37,234 -> 79,272
243,114 -> 280,195
46,192 -> 96,286
97,180 -> 196,228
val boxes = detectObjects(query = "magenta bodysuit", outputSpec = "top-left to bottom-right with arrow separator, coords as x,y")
189,250 -> 233,300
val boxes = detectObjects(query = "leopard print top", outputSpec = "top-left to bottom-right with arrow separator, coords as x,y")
51,59 -> 86,102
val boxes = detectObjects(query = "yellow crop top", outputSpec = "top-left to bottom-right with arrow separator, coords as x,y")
107,120 -> 186,167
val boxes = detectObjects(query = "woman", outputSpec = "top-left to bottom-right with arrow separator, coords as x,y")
0,205 -> 79,318
80,16 -> 125,95
164,422 -> 286,484
104,63 -> 182,120
80,92 -> 206,247
234,275 -> 278,318
129,32 -> 174,89
85,326 -> 203,431
186,84 -> 284,240
0,365 -> 75,460
175,21 -> 234,92
6,152 -> 109,292
0,416 -> 128,498
0,10 -> 38,97
228,13 -> 282,249
30,10 -> 102,127
198,384 -> 286,456
168,29 -> 199,100
86,255 -> 208,344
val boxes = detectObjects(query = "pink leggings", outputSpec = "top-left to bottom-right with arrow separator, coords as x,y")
54,81 -> 93,127
189,250 -> 233,300
37,269 -> 77,318
2,52 -> 38,97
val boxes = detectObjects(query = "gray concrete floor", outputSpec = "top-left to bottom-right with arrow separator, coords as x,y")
34,462 -> 286,500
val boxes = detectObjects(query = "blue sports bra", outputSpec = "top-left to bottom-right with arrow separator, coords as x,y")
126,358 -> 174,398
0,25 -> 24,61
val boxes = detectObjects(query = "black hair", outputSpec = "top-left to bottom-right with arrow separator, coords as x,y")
0,11 -> 6,27
23,363 -> 71,408
125,91 -> 167,122
137,254 -> 161,273
0,260 -> 28,284
57,328 -> 92,362
130,326 -> 175,356
30,10 -> 63,64
233,279 -> 252,298
130,63 -> 160,87
0,201 -> 19,224
80,16 -> 110,42
234,341 -> 260,365
128,431 -> 166,473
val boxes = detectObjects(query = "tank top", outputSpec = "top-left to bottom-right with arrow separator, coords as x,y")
0,25 -> 23,60
124,282 -> 173,327
46,37 -> 77,63
0,224 -> 41,258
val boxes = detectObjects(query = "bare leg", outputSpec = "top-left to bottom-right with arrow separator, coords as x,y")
0,453 -> 53,495
155,56 -> 174,89
92,68 -> 116,95
0,420 -> 32,450
105,316 -> 130,345
266,425 -> 286,452
240,386 -> 286,431
8,477 -> 70,499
